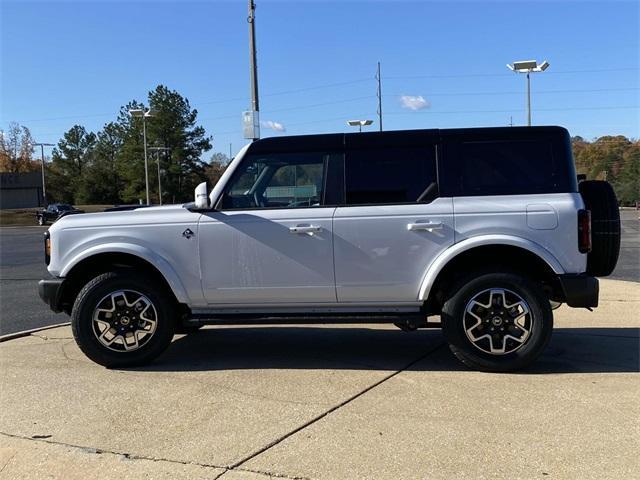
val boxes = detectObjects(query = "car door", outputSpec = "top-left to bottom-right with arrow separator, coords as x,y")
198,149 -> 342,305
333,133 -> 455,303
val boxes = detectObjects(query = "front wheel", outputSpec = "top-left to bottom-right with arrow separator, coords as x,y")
71,272 -> 176,368
441,272 -> 553,372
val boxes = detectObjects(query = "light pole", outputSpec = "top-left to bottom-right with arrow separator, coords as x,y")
32,142 -> 55,206
507,60 -> 550,126
347,119 -> 374,133
129,107 -> 154,204
148,147 -> 170,205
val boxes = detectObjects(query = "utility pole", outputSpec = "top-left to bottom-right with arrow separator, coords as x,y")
33,142 -> 54,206
229,143 -> 233,162
376,61 -> 383,131
245,0 -> 260,141
148,146 -> 170,205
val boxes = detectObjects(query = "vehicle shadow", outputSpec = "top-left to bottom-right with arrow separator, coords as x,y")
134,326 -> 639,374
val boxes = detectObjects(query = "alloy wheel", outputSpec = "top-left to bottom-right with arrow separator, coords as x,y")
463,288 -> 533,355
92,289 -> 157,352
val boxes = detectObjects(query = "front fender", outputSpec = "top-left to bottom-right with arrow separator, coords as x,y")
418,235 -> 565,301
59,243 -> 190,304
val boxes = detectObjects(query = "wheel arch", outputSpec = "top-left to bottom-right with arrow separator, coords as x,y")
58,246 -> 189,314
419,236 -> 564,313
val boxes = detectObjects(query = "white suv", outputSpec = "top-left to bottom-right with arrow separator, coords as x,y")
38,126 -> 620,371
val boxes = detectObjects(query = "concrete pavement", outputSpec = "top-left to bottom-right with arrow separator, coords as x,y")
1,279 -> 638,479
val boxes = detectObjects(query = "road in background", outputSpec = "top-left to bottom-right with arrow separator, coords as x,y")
615,209 -> 639,283
1,210 -> 638,336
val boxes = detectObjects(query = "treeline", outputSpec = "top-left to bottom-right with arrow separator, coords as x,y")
1,85 -> 228,205
572,136 -> 639,205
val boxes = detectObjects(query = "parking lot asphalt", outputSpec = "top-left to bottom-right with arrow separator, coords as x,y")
0,279 -> 638,479
0,210 -> 638,336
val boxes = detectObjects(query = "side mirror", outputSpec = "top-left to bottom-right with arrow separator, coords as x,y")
194,182 -> 210,209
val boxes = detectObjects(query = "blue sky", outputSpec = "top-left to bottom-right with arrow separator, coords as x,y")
1,0 -> 638,160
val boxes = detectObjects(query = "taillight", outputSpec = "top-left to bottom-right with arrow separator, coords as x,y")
44,231 -> 51,265
578,209 -> 591,254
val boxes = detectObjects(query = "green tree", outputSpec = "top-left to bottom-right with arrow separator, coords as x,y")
115,87 -> 213,203
79,122 -> 125,204
49,125 -> 96,203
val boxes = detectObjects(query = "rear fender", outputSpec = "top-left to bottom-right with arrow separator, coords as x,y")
418,235 -> 564,301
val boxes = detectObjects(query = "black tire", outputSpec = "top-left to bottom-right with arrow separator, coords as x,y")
579,180 -> 621,277
71,272 -> 176,368
441,272 -> 553,372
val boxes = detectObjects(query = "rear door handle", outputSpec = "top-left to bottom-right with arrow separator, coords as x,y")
289,225 -> 322,234
407,221 -> 443,232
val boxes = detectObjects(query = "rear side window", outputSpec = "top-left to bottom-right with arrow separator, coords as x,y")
443,140 -> 570,196
345,146 -> 437,205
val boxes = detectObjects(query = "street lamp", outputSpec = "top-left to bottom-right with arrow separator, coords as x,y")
129,107 -> 154,205
148,146 -> 170,205
32,142 -> 55,206
507,59 -> 550,126
347,119 -> 374,133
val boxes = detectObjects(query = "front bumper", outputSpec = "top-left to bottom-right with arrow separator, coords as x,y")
558,274 -> 599,308
38,278 -> 65,313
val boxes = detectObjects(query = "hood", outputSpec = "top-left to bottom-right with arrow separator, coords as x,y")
48,204 -> 196,232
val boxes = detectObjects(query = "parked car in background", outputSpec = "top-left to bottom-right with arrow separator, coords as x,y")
36,203 -> 84,225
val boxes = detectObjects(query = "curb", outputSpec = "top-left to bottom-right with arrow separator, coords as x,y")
0,322 -> 71,343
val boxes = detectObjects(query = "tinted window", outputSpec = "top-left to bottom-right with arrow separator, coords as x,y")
445,140 -> 566,196
345,146 -> 437,205
221,152 -> 336,210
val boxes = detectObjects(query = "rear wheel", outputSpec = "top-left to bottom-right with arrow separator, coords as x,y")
71,272 -> 176,368
441,272 -> 553,372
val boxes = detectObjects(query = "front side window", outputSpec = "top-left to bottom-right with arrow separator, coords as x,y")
344,146 -> 437,205
220,152 -> 331,210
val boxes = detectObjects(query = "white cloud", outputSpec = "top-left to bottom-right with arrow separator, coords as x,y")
399,95 -> 430,111
261,120 -> 286,132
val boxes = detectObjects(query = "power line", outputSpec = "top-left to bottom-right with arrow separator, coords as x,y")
387,105 -> 639,115
387,87 -> 639,97
198,95 -> 376,122
198,77 -> 373,105
386,67 -> 639,80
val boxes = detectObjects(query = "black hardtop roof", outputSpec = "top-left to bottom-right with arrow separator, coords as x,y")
248,126 -> 569,153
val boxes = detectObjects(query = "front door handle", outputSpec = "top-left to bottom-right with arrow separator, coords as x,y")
407,221 -> 443,232
289,225 -> 322,234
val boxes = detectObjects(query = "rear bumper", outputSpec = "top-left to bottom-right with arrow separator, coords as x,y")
38,278 -> 65,313
558,274 -> 599,308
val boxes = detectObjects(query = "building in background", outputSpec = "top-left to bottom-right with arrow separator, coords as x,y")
0,172 -> 43,209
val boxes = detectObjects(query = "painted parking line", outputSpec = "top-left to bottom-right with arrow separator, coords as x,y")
0,322 -> 71,342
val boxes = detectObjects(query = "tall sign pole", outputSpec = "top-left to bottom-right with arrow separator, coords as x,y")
244,0 -> 260,141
